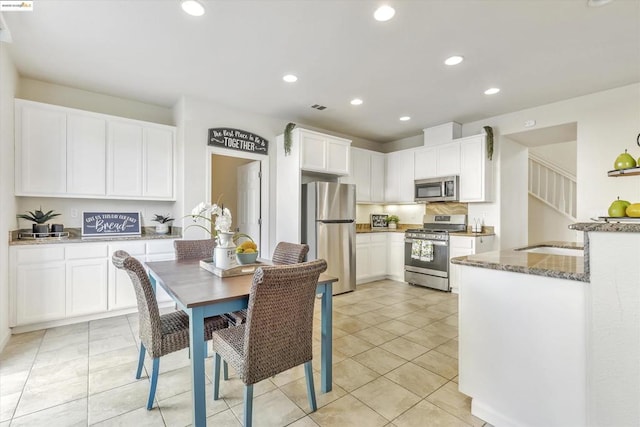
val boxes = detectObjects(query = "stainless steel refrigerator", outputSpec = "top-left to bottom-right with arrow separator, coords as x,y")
301,182 -> 356,295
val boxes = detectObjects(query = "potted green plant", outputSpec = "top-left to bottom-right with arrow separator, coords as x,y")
17,207 -> 61,235
152,214 -> 174,234
387,215 -> 400,229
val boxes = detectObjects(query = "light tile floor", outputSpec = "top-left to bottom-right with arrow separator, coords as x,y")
0,280 -> 491,427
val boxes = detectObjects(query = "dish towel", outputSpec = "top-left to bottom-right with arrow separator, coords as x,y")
411,240 -> 422,260
420,240 -> 434,262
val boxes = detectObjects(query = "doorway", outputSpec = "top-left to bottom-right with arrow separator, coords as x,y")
211,154 -> 261,250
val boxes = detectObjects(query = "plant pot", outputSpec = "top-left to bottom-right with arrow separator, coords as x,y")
32,224 -> 49,235
388,223 -> 397,229
155,224 -> 170,234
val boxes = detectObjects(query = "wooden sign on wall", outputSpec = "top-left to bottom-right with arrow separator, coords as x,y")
82,212 -> 141,237
208,128 -> 269,155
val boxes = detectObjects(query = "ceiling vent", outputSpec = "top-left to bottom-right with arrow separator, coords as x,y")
311,104 -> 327,111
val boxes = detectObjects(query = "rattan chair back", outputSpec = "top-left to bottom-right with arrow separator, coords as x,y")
240,259 -> 327,384
272,242 -> 309,265
112,250 -> 163,356
174,239 -> 216,260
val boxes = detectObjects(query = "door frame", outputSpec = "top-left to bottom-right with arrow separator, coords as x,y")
205,146 -> 269,257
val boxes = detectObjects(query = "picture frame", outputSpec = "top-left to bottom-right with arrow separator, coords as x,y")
370,213 -> 389,229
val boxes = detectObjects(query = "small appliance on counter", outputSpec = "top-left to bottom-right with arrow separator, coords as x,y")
404,214 -> 467,291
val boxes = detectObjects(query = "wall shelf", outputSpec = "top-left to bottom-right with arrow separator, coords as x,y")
608,167 -> 640,177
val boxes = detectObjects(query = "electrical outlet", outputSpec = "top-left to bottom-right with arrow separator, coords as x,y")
70,208 -> 78,218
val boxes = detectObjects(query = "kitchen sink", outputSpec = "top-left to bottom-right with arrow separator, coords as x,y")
515,246 -> 584,256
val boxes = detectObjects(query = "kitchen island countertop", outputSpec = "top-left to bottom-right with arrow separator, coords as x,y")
451,241 -> 586,282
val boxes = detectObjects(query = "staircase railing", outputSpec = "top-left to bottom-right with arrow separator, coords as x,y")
528,154 -> 577,220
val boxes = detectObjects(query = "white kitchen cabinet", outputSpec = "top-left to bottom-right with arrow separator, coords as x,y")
347,147 -> 385,203
107,121 -> 143,197
414,142 -> 460,180
143,127 -> 175,198
449,234 -> 494,293
356,233 -> 388,284
385,149 -> 415,203
15,100 -> 67,195
15,99 -> 175,201
67,113 -> 107,196
387,232 -> 405,281
66,259 -> 109,317
459,134 -> 492,202
298,128 -> 350,175
11,246 -> 66,326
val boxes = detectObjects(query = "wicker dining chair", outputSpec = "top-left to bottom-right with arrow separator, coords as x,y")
272,241 -> 309,265
211,259 -> 327,427
112,250 -> 228,410
223,242 -> 310,327
174,238 -> 216,260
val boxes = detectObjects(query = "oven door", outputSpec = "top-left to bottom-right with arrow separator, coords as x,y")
403,238 -> 449,277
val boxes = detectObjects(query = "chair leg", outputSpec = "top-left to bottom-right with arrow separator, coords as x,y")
213,353 -> 221,400
147,357 -> 160,410
136,344 -> 146,379
243,384 -> 254,427
304,361 -> 317,412
223,361 -> 229,380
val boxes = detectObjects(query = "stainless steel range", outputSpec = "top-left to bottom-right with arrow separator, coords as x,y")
404,214 -> 467,291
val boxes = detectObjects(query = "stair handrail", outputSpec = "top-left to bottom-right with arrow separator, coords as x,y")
529,153 -> 576,182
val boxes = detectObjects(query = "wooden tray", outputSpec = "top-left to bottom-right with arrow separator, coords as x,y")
199,258 -> 269,277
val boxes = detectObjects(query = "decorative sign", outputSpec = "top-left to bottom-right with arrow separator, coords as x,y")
82,212 -> 141,237
208,128 -> 269,155
371,214 -> 389,229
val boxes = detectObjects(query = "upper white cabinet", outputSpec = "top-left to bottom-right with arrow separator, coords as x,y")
347,147 -> 385,203
67,114 -> 107,196
385,149 -> 415,203
298,128 -> 350,175
15,101 -> 67,195
414,142 -> 460,179
459,134 -> 492,202
15,99 -> 175,200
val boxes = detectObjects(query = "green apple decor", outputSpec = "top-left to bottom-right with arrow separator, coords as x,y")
614,149 -> 637,170
608,197 -> 631,217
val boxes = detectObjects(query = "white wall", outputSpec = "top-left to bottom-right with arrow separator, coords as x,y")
463,83 -> 640,249
530,140 -> 577,177
356,204 -> 424,225
0,42 -> 18,349
499,138 -> 529,249
528,196 -> 575,244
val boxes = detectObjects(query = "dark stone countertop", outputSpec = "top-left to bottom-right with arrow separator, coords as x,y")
9,227 -> 183,246
451,241 -> 587,282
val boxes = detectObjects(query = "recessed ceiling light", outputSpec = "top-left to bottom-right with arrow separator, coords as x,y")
374,5 -> 395,22
350,98 -> 363,106
444,56 -> 464,66
399,116 -> 411,121
181,0 -> 205,16
283,74 -> 298,83
484,87 -> 500,95
587,0 -> 614,7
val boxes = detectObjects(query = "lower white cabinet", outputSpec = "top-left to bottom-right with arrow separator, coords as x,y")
356,232 -> 405,284
449,235 -> 494,293
387,233 -> 405,281
356,233 -> 387,284
10,238 -> 178,328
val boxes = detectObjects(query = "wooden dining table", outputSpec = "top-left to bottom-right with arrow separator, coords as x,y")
145,259 -> 337,427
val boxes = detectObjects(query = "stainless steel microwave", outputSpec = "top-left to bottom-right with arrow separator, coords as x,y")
414,176 -> 459,202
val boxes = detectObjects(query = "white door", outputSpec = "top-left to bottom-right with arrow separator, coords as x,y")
237,161 -> 261,249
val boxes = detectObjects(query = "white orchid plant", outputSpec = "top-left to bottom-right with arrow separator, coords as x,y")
188,202 -> 233,235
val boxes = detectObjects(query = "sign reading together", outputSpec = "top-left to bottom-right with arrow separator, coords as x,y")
208,128 -> 268,155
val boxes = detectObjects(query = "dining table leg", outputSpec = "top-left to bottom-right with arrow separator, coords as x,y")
189,306 -> 207,427
320,282 -> 333,393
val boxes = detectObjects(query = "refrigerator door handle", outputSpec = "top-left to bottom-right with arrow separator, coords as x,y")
317,219 -> 355,224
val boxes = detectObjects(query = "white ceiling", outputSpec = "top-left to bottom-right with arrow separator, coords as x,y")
3,0 -> 639,143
